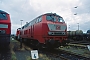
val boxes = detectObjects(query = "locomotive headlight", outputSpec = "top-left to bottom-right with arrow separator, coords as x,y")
48,31 -> 66,35
48,32 -> 54,35
63,32 -> 65,35
2,30 -> 6,33
0,30 -> 6,34
48,32 -> 52,35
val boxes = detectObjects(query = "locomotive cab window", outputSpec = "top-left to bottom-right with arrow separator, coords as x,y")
0,13 -> 7,20
46,15 -> 56,22
58,17 -> 65,22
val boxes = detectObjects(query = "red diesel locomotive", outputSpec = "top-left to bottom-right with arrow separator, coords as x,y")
16,13 -> 67,48
0,10 -> 11,47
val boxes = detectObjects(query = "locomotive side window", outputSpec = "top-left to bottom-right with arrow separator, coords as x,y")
31,21 -> 35,25
0,13 -> 7,20
36,18 -> 38,23
38,17 -> 42,22
22,26 -> 24,29
29,22 -> 31,26
25,23 -> 29,28
34,16 -> 42,23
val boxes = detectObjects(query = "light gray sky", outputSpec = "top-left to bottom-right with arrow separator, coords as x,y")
0,0 -> 90,34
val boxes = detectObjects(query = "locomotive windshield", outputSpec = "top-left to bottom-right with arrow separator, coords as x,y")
58,17 -> 65,22
46,15 -> 56,22
46,15 -> 65,22
0,13 -> 7,20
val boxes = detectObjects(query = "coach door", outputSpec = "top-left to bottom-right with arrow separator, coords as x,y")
31,25 -> 34,38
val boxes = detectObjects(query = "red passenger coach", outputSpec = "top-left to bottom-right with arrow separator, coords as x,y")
19,13 -> 67,48
0,10 -> 11,47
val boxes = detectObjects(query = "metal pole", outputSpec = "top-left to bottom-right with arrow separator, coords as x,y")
69,25 -> 70,35
20,20 -> 23,48
69,25 -> 70,38
77,23 -> 79,30
69,25 -> 70,31
21,20 -> 23,28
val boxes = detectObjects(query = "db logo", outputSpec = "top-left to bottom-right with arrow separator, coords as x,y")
56,25 -> 60,30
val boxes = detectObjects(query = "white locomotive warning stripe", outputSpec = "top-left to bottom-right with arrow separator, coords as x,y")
48,24 -> 66,31
0,24 -> 8,28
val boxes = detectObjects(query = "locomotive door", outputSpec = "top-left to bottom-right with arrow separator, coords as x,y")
31,25 -> 34,38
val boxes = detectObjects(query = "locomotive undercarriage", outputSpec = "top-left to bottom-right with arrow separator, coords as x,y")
21,36 -> 68,49
0,34 -> 10,47
45,39 -> 68,48
45,39 -> 60,48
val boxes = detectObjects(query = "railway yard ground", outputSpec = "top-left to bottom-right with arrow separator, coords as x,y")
0,37 -> 90,60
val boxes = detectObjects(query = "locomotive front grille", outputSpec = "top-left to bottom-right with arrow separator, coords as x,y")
48,31 -> 66,36
0,34 -> 10,41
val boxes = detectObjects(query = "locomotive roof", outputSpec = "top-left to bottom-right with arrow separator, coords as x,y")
31,13 -> 62,21
0,10 -> 8,14
43,13 -> 62,17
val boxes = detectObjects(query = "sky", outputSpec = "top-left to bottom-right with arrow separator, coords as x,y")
0,0 -> 90,34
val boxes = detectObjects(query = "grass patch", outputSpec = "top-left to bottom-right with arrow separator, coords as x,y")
26,56 -> 32,60
10,37 -> 18,42
11,51 -> 17,60
10,42 -> 17,60
39,53 -> 51,60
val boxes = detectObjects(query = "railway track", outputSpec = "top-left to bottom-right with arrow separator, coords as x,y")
22,41 -> 90,60
67,40 -> 90,50
67,43 -> 87,49
13,39 -> 90,60
38,47 -> 90,60
69,40 -> 90,45
23,43 -> 89,60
